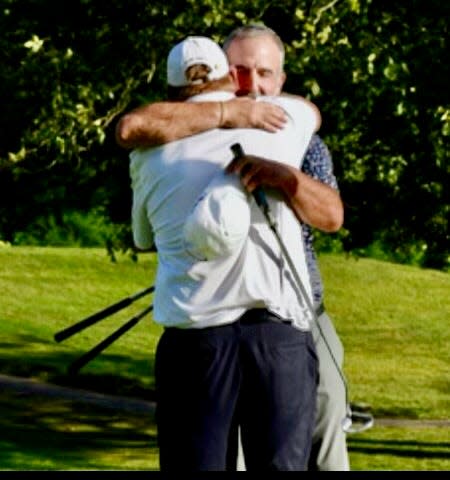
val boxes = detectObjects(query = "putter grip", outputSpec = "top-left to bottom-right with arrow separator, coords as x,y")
230,143 -> 268,208
54,285 -> 154,343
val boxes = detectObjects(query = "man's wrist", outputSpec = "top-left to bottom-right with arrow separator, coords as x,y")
218,101 -> 230,128
218,102 -> 225,127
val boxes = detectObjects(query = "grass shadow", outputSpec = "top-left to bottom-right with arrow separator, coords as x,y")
0,390 -> 158,470
348,436 -> 450,459
0,333 -> 156,400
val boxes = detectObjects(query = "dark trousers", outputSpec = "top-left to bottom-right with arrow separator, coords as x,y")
155,308 -> 318,471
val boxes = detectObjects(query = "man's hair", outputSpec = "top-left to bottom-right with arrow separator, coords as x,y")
167,66 -> 233,101
222,23 -> 285,69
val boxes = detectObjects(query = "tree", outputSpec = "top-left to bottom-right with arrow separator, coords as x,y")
0,0 -> 448,269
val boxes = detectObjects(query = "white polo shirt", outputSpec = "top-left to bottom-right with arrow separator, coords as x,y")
130,91 -> 317,329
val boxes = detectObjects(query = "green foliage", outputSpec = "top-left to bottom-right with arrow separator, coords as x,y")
0,0 -> 448,269
283,0 -> 449,270
312,228 -> 347,254
12,208 -> 116,247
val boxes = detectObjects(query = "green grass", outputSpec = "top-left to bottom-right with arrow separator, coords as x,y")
0,246 -> 449,471
0,246 -> 162,397
320,254 -> 450,420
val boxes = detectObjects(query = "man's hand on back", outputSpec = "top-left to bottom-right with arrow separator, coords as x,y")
221,97 -> 287,132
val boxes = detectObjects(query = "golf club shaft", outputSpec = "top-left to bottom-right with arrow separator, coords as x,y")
230,143 -> 349,397
268,214 -> 349,394
54,285 -> 154,343
67,303 -> 153,375
232,144 -> 373,433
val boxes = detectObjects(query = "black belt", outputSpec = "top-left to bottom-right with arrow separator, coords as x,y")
239,308 -> 292,325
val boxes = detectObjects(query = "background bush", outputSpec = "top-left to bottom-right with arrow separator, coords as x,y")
1,0 -> 448,270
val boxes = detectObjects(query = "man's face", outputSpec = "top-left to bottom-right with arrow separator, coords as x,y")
225,35 -> 286,96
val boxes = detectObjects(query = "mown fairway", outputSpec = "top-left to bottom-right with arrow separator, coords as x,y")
0,246 -> 449,470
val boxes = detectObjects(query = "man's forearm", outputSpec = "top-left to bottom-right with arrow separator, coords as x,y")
115,101 -> 221,149
115,97 -> 288,149
226,154 -> 343,233
286,169 -> 343,232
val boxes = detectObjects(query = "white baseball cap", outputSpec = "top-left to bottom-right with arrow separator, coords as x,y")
183,173 -> 251,260
167,36 -> 230,87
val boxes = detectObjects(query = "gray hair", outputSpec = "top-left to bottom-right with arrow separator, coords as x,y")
222,23 -> 285,69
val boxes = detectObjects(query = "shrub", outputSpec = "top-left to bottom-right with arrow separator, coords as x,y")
13,208 -> 119,248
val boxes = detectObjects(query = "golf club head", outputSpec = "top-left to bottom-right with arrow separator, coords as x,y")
342,405 -> 374,434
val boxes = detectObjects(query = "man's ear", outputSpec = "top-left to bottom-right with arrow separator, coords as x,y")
229,66 -> 240,88
279,71 -> 287,91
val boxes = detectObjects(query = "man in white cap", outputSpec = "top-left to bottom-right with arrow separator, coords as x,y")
130,35 -> 321,471
118,25 -> 348,472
